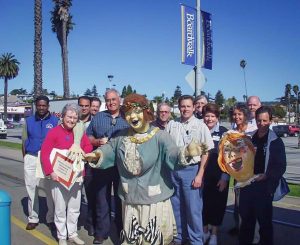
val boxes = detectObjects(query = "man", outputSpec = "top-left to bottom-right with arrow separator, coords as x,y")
78,96 -> 92,129
77,96 -> 93,232
169,95 -> 214,245
22,95 -> 59,230
247,95 -> 261,127
90,97 -> 101,116
151,102 -> 172,129
239,106 -> 286,245
194,95 -> 208,120
86,89 -> 129,244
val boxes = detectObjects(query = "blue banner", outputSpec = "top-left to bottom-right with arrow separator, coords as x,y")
201,11 -> 213,70
181,4 -> 196,66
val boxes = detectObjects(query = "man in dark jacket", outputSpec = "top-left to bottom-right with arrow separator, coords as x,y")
238,106 -> 286,245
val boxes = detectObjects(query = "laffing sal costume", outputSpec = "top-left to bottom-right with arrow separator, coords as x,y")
83,94 -> 207,245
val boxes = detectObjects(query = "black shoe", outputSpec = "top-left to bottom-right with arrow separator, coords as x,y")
26,222 -> 38,230
93,236 -> 105,244
88,229 -> 94,236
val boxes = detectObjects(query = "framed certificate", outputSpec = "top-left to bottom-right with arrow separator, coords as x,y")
51,151 -> 76,189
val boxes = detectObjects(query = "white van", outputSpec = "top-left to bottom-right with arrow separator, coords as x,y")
0,119 -> 7,139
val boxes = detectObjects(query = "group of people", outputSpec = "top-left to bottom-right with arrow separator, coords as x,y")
21,91 -> 286,245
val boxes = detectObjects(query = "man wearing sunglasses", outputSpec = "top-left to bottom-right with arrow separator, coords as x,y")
86,89 -> 129,244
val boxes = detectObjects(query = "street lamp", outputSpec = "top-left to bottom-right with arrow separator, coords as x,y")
107,75 -> 114,89
240,59 -> 248,99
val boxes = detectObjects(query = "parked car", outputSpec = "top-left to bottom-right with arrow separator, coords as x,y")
0,119 -> 7,139
288,125 -> 300,136
272,125 -> 289,137
5,121 -> 15,129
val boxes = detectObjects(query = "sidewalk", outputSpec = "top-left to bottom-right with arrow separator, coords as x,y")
1,146 -> 300,244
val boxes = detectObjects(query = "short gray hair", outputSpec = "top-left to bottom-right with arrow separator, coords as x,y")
194,95 -> 208,105
61,103 -> 81,121
157,102 -> 171,113
104,88 -> 120,99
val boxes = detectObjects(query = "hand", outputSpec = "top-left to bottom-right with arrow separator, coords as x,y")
50,172 -> 59,181
217,179 -> 228,192
84,151 -> 101,162
92,137 -> 108,147
255,173 -> 267,182
192,174 -> 203,189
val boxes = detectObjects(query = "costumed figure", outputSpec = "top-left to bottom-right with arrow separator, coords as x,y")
81,93 -> 207,245
218,130 -> 258,189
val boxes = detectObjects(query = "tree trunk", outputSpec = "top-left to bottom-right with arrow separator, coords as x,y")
3,78 -> 8,122
62,20 -> 70,98
33,0 -> 43,98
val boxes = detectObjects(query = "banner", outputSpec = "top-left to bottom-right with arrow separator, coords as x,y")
201,11 -> 213,70
181,4 -> 197,66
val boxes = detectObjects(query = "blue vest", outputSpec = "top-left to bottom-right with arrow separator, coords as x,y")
24,112 -> 58,155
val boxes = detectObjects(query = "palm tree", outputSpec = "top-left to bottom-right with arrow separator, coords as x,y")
34,0 -> 43,97
0,53 -> 20,122
285,83 -> 292,123
293,85 -> 299,124
240,59 -> 248,99
50,0 -> 74,98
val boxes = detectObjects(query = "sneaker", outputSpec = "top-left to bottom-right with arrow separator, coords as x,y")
208,234 -> 217,245
69,236 -> 85,245
58,239 -> 67,245
203,231 -> 210,243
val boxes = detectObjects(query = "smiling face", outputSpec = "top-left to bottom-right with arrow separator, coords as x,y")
125,107 -> 149,133
105,91 -> 121,114
233,109 -> 247,128
204,112 -> 218,130
179,98 -> 195,122
62,110 -> 79,130
218,132 -> 255,182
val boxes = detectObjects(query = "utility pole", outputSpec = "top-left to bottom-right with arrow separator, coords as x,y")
196,0 -> 201,96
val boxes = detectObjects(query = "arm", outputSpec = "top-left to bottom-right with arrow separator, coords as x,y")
21,120 -> 28,157
192,153 -> 209,188
40,129 -> 57,177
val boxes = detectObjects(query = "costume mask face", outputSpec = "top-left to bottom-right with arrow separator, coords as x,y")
125,107 -> 149,133
218,132 -> 255,182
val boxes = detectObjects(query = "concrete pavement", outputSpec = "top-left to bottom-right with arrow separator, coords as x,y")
0,146 -> 300,244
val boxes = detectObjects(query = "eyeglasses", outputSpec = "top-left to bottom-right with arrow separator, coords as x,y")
111,118 -> 117,126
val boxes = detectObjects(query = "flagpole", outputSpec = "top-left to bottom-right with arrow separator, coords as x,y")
196,0 -> 201,96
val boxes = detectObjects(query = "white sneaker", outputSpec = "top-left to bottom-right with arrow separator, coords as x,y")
69,236 -> 85,245
58,239 -> 67,245
208,234 -> 217,245
203,231 -> 211,243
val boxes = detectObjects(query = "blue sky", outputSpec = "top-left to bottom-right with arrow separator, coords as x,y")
1,0 -> 299,102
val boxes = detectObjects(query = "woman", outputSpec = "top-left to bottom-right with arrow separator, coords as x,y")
231,103 -> 256,137
41,104 -> 92,245
202,104 -> 229,245
84,94 -> 206,245
230,103 -> 259,243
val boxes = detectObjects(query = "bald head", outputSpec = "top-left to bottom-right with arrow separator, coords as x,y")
247,96 -> 261,118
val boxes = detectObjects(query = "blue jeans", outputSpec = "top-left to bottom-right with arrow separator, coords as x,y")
171,165 -> 203,245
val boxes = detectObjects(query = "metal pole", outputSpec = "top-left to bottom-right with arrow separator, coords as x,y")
243,68 -> 248,98
196,0 -> 201,96
0,190 -> 11,245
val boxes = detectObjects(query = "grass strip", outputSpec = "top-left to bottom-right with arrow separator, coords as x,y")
0,141 -> 22,150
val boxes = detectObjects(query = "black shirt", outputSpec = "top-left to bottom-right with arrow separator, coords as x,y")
252,131 -> 268,174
